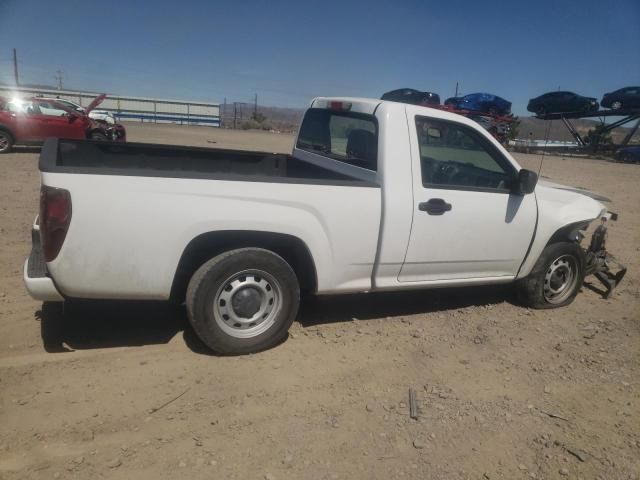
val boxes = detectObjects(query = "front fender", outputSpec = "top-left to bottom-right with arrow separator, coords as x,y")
517,182 -> 605,278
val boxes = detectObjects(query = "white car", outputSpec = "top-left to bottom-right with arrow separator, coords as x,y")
24,97 -> 624,354
37,95 -> 116,124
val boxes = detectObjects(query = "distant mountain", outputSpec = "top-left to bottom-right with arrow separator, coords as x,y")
220,103 -> 304,132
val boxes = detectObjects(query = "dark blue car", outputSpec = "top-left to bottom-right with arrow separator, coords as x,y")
444,93 -> 512,116
616,146 -> 640,163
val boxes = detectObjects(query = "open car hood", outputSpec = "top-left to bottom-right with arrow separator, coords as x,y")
84,94 -> 107,114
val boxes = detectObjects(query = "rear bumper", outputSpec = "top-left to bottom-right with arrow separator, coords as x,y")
23,218 -> 64,302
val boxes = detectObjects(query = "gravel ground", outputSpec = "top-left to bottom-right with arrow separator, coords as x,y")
0,124 -> 638,480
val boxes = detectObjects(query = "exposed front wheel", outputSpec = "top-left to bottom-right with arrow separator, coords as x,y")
89,131 -> 108,141
611,100 -> 623,110
0,130 -> 14,153
516,242 -> 585,309
186,248 -> 300,354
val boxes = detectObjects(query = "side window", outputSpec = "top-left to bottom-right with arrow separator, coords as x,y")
296,108 -> 378,171
7,101 -> 38,115
36,100 -> 67,117
415,116 -> 515,191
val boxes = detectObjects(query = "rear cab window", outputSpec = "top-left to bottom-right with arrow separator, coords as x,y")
296,108 -> 378,171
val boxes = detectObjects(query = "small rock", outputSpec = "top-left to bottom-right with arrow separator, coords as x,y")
412,439 -> 426,449
282,454 -> 294,467
265,474 -> 276,480
209,460 -> 218,466
178,460 -> 187,468
474,336 -> 483,344
518,464 -> 528,471
53,473 -> 61,479
73,456 -> 84,464
365,404 -> 374,412
106,458 -> 122,469
559,467 -> 569,476
544,386 -> 551,394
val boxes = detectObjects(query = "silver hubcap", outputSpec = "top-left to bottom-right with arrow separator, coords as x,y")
612,101 -> 622,109
213,270 -> 281,338
544,255 -> 578,304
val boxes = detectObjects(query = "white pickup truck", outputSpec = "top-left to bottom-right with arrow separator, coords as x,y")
24,97 -> 623,354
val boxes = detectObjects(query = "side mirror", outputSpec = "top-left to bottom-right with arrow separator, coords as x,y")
515,169 -> 538,194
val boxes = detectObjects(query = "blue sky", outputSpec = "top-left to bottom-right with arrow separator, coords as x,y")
0,0 -> 638,115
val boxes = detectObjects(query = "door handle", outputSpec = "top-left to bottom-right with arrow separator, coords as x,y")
419,198 -> 452,215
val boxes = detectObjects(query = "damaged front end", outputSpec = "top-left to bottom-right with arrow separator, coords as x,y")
583,211 -> 627,298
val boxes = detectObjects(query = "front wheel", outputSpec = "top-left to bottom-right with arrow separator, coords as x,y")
89,131 -> 108,141
186,248 -> 300,354
0,130 -> 14,153
611,100 -> 623,110
516,242 -> 585,309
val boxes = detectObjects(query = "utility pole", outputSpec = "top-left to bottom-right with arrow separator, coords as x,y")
454,82 -> 459,97
253,93 -> 258,119
54,70 -> 64,90
222,97 -> 227,128
233,102 -> 237,129
12,48 -> 20,86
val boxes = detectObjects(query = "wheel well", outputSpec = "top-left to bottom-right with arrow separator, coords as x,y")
170,231 -> 318,302
546,221 -> 591,247
0,125 -> 15,142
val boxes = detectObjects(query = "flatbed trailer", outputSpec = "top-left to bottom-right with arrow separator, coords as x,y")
535,107 -> 640,150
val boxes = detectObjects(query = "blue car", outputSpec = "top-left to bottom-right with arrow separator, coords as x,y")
444,93 -> 512,116
616,146 -> 640,164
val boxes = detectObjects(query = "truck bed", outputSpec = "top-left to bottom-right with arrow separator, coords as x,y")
40,138 -> 374,186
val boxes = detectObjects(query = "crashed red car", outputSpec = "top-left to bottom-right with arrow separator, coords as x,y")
0,94 -> 126,153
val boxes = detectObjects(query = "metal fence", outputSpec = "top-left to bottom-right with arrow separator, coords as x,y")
0,87 -> 220,126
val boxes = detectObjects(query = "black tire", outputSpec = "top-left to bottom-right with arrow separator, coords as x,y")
516,242 -> 585,309
186,248 -> 300,355
0,130 -> 14,153
536,105 -> 546,116
89,131 -> 108,141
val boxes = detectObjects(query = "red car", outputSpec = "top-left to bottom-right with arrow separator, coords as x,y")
0,94 -> 126,153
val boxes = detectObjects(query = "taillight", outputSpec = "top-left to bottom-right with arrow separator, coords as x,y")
39,186 -> 72,262
327,101 -> 352,111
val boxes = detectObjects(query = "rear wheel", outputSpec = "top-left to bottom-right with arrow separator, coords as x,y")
186,248 -> 300,355
516,242 -> 585,309
0,130 -> 14,153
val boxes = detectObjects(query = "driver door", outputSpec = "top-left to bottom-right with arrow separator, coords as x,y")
399,114 -> 537,282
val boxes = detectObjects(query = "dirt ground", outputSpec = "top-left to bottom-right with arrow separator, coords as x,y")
0,124 -> 638,480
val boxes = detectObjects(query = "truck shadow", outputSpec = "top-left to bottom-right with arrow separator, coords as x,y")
37,300 -> 187,353
38,284 -> 514,354
7,146 -> 41,154
299,284 -> 513,327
